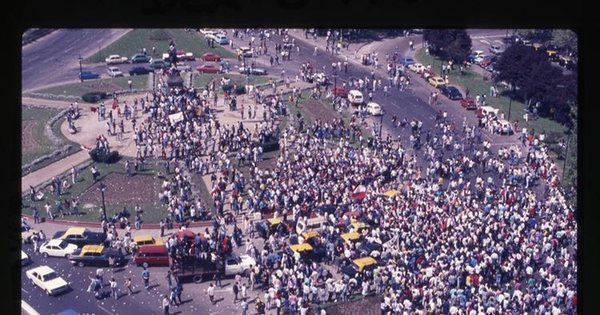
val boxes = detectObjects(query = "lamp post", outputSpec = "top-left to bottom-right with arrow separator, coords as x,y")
507,83 -> 515,121
98,181 -> 107,221
78,55 -> 83,82
562,128 -> 571,182
331,72 -> 339,109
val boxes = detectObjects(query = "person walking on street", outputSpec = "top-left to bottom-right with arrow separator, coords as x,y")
96,267 -> 105,287
142,267 -> 150,290
162,294 -> 171,315
233,281 -> 240,302
124,278 -> 133,295
207,283 -> 216,304
32,206 -> 40,224
110,277 -> 119,299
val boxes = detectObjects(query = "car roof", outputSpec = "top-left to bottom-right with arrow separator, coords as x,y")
301,230 -> 321,239
81,244 -> 105,253
290,243 -> 313,252
64,227 -> 87,235
46,239 -> 66,246
136,244 -> 168,253
480,106 -> 498,111
367,102 -> 380,106
341,232 -> 361,241
133,235 -> 157,243
28,265 -> 55,274
352,256 -> 378,270
268,218 -> 283,224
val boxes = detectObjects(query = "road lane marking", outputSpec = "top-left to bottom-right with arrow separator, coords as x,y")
479,39 -> 490,45
21,301 -> 40,315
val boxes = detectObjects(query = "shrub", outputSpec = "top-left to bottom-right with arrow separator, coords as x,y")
89,148 -> 120,164
82,91 -> 107,103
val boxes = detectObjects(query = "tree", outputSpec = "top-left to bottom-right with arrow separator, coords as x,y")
422,29 -> 471,63
551,29 -> 578,55
494,44 -> 548,98
519,61 -> 564,118
515,29 -> 553,43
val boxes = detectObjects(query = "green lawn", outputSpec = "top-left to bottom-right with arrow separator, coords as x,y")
414,48 -> 568,137
85,29 -> 236,65
32,75 -> 150,97
22,106 -> 82,170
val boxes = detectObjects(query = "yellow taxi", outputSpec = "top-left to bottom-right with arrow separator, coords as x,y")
342,256 -> 378,278
348,222 -> 370,234
428,76 -> 446,88
340,231 -> 363,245
133,234 -> 165,247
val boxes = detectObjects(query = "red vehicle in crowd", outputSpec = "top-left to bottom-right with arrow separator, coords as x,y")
201,52 -> 222,62
460,97 -> 477,110
332,86 -> 348,98
196,64 -> 221,74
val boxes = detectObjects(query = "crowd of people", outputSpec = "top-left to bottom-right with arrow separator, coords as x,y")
76,29 -> 577,315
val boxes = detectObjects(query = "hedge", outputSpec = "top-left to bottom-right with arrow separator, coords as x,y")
82,91 -> 108,103
89,148 -> 120,164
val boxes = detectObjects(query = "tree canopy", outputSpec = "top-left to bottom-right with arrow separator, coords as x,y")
423,29 -> 472,63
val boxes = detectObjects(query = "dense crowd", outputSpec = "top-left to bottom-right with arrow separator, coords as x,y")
89,29 -> 576,315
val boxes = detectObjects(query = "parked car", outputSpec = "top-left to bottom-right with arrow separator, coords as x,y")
488,44 -> 505,55
199,29 -> 216,37
21,250 -> 31,266
476,106 -> 499,119
466,50 -> 485,63
286,243 -> 328,263
366,102 -> 383,116
237,47 -> 253,58
132,234 -> 165,247
439,85 -> 463,100
52,227 -> 106,248
176,62 -> 192,72
105,54 -> 128,65
473,53 -> 488,65
197,64 -> 221,74
342,256 -> 379,279
479,55 -> 497,68
238,66 -> 267,75
332,86 -> 347,98
214,33 -> 229,45
39,239 -> 79,258
176,50 -> 195,61
485,61 -> 497,73
408,63 -> 425,73
107,66 -> 124,77
128,66 -> 153,76
460,97 -> 477,110
69,244 -> 126,267
132,244 -> 170,267
222,253 -> 257,276
25,265 -> 70,296
149,59 -> 169,70
558,55 -> 576,71
428,76 -> 446,88
78,69 -> 100,81
130,53 -> 151,63
255,218 -> 290,240
399,56 -> 416,65
201,52 -> 222,61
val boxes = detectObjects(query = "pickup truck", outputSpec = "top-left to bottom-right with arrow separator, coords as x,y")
52,227 -> 107,248
105,54 -> 128,65
174,253 -> 256,283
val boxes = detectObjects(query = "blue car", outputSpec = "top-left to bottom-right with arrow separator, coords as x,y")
399,56 -> 415,65
78,69 -> 100,80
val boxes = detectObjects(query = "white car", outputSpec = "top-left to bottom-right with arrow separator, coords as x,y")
223,253 -> 256,276
107,66 -> 124,77
408,63 -> 425,73
176,62 -> 192,72
21,250 -> 31,266
105,54 -> 128,65
25,265 -> 70,296
366,102 -> 383,116
39,239 -> 79,258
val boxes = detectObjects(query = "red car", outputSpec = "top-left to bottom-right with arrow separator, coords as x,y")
201,52 -> 222,62
332,86 -> 347,98
460,97 -> 477,110
176,50 -> 195,61
196,64 -> 221,74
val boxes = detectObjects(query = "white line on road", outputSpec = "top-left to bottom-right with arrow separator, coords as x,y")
98,304 -> 116,315
479,39 -> 490,45
494,39 -> 505,44
21,301 -> 40,315
471,34 -> 507,39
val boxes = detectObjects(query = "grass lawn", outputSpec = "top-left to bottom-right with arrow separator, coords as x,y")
32,75 -> 150,97
414,48 -> 568,137
84,29 -> 236,65
22,106 -> 82,169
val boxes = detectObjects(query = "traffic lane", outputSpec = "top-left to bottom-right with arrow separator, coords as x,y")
21,242 -> 161,315
22,29 -> 130,92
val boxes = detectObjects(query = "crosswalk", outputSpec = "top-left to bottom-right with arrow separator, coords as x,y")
478,39 -> 505,45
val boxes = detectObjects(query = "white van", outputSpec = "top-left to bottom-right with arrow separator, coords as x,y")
348,90 -> 364,105
296,215 -> 327,235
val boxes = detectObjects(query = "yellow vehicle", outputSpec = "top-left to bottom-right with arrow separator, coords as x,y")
287,242 -> 327,262
348,222 -> 370,234
428,76 -> 446,88
133,234 -> 165,247
340,231 -> 362,245
342,256 -> 378,278
546,49 -> 559,62
255,217 -> 290,239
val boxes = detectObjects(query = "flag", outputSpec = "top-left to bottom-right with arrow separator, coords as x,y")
351,184 -> 367,200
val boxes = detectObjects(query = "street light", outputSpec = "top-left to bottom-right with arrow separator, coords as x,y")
562,128 -> 572,182
507,84 -> 515,121
98,181 -> 107,221
78,55 -> 83,82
